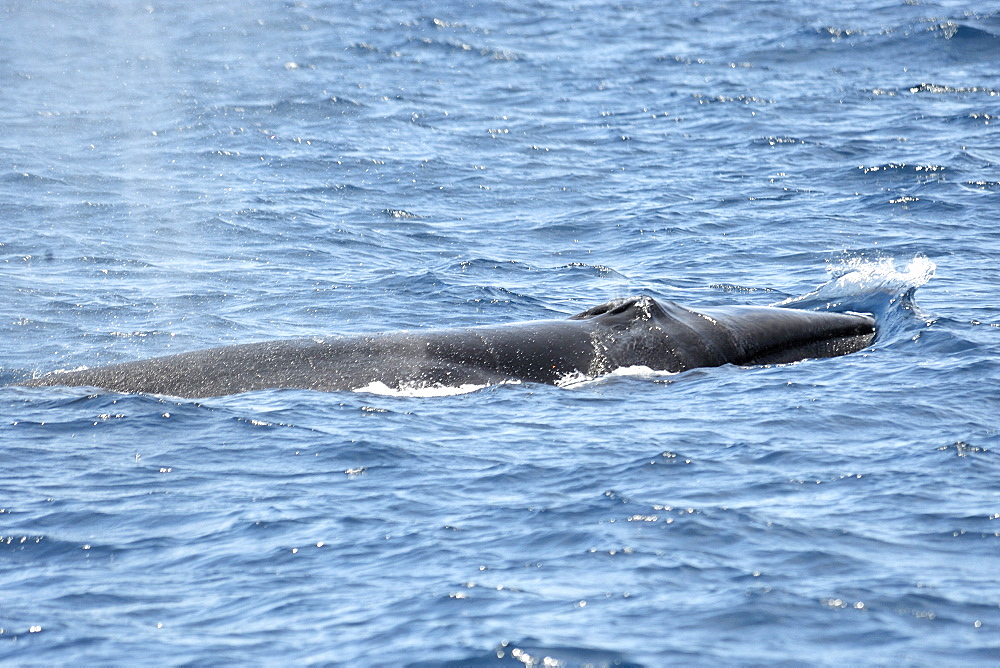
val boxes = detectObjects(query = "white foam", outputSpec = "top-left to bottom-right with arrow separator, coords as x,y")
45,366 -> 91,375
554,371 -> 593,387
351,381 -> 495,397
557,365 -> 677,388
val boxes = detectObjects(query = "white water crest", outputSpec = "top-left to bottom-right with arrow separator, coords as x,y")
775,255 -> 936,308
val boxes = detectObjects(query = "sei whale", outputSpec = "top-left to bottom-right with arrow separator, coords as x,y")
22,296 -> 876,398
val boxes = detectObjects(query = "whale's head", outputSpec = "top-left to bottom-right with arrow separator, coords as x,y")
570,295 -> 876,372
696,303 -> 877,367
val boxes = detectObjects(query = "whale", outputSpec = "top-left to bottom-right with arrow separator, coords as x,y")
21,296 -> 876,398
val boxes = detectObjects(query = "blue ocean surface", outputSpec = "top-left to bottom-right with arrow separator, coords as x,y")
2,0 -> 999,664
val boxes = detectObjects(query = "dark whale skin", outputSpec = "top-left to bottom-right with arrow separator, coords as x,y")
21,296 -> 876,398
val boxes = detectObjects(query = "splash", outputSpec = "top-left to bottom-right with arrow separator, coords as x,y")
775,256 -> 935,310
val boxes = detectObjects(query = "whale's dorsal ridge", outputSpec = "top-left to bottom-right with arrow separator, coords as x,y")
568,295 -> 675,321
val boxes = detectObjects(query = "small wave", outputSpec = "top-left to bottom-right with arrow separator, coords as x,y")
965,179 -> 1000,190
1,172 -> 70,186
906,83 -> 1000,96
419,640 -> 642,668
855,162 -> 947,178
348,42 -> 384,55
753,135 -> 807,147
710,283 -> 779,294
456,258 -> 534,273
691,92 -> 773,105
561,262 -> 625,279
929,21 -> 1000,44
818,26 -> 868,40
407,37 -> 522,62
382,209 -> 422,219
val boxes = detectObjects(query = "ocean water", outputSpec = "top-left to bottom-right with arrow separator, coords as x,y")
2,0 -> 999,664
